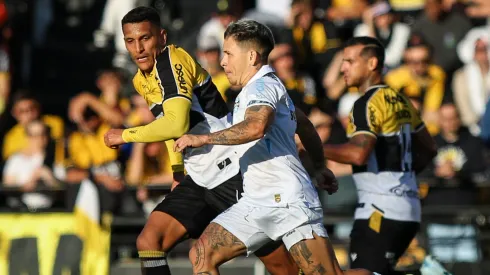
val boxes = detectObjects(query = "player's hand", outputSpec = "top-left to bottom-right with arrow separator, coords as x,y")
171,171 -> 185,191
314,168 -> 338,195
68,92 -> 94,123
173,134 -> 207,152
104,129 -> 125,149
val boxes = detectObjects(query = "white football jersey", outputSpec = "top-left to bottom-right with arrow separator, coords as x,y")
183,113 -> 240,189
232,65 -> 321,208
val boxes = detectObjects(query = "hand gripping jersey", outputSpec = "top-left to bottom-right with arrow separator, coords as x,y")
346,85 -> 424,222
232,65 -> 321,208
129,44 -> 239,189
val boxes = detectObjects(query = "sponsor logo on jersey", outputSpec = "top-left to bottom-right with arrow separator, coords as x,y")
174,64 -> 189,94
389,184 -> 419,198
217,158 -> 232,170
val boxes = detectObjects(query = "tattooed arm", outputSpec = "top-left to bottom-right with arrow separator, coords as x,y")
174,105 -> 274,151
323,133 -> 376,166
295,108 -> 326,169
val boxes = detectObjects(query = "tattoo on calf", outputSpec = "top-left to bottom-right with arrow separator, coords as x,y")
194,239 -> 206,271
290,241 -> 328,275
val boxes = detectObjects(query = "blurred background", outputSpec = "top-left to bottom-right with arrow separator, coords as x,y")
1,0 -> 490,274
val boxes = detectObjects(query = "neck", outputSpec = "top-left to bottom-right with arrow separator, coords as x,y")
442,131 -> 458,142
359,74 -> 382,93
26,145 -> 44,155
478,61 -> 489,74
239,65 -> 263,88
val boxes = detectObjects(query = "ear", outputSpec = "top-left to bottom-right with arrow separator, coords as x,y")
249,50 -> 260,66
368,56 -> 379,72
159,29 -> 167,46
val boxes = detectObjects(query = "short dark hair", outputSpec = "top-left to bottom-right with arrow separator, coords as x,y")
224,19 -> 275,63
121,6 -> 161,27
11,90 -> 39,106
344,36 -> 385,72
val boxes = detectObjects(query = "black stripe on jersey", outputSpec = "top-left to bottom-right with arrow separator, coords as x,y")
193,78 -> 229,119
189,110 -> 205,129
414,122 -> 425,132
150,104 -> 163,118
353,134 -> 414,173
156,47 -> 180,102
351,87 -> 379,135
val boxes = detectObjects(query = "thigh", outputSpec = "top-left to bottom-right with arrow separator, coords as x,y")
154,175 -> 219,239
349,219 -> 390,272
212,200 -> 272,255
289,233 -> 343,275
383,219 -> 420,261
139,211 -> 188,252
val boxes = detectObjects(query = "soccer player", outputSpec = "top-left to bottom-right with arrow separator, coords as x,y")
322,36 -> 442,275
103,7 -> 329,275
174,20 -> 373,275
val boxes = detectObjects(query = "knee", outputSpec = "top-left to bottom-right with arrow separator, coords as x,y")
189,239 -> 217,270
136,229 -> 161,251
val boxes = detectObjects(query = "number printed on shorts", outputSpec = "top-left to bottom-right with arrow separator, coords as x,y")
399,124 -> 412,172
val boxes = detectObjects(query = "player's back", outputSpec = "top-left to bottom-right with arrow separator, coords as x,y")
233,66 -> 321,208
346,85 -> 424,222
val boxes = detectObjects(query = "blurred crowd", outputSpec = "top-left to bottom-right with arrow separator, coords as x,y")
0,0 -> 490,222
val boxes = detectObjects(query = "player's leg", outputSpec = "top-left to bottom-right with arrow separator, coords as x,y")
189,222 -> 248,274
255,241 -> 300,275
189,201 -> 270,274
137,176 -> 218,275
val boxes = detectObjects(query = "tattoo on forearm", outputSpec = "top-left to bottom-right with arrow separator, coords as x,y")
207,105 -> 272,145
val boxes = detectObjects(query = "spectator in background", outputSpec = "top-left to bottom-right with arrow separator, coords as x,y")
93,0 -> 138,69
68,69 -> 129,128
196,37 -> 230,101
286,0 -> 341,84
465,0 -> 490,18
453,37 -> 490,136
387,0 -> 425,24
323,0 -> 369,31
3,92 -> 64,165
2,120 -> 60,210
354,1 -> 410,69
65,108 -> 123,214
197,0 -> 240,53
385,35 -> 446,135
0,0 -> 10,115
269,43 -> 317,115
337,91 -> 361,130
126,142 -> 173,217
412,0 -> 472,75
425,103 -> 486,206
457,22 -> 490,65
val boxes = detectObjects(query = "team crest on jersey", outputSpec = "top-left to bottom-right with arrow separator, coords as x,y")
274,194 -> 281,203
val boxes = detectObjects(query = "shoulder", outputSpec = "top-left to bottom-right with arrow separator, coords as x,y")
386,66 -> 410,78
162,44 -> 196,67
5,124 -> 23,139
42,114 -> 63,127
428,65 -> 446,80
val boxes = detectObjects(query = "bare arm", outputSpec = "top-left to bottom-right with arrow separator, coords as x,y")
295,108 -> 326,169
125,143 -> 146,185
323,133 -> 377,166
205,105 -> 274,145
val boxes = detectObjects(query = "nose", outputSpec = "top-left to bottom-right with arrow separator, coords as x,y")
136,40 -> 144,54
340,63 -> 347,74
220,56 -> 226,68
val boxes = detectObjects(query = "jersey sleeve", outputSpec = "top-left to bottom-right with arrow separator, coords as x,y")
156,46 -> 196,103
244,81 -> 279,111
163,139 -> 184,173
346,97 -> 382,138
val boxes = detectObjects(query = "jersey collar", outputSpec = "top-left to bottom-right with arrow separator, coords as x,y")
243,65 -> 275,89
364,84 -> 387,93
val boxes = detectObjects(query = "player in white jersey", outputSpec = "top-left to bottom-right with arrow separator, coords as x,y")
175,19 -> 374,275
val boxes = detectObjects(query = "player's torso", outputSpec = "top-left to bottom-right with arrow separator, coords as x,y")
347,85 -> 422,221
233,70 -> 320,208
133,45 -> 237,188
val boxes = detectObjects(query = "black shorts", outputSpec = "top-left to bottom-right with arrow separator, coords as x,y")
349,218 -> 420,274
154,173 -> 243,239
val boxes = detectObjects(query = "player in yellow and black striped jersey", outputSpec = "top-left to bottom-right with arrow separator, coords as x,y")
324,37 -> 439,275
102,7 -> 300,275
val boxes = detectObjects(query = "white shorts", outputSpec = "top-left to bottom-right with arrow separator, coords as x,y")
212,199 -> 328,255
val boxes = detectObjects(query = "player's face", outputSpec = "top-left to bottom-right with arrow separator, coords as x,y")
123,21 -> 167,73
221,37 -> 251,87
341,45 -> 370,88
